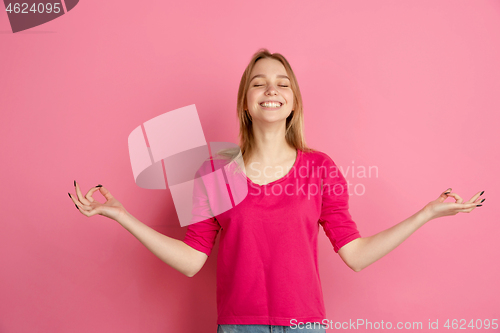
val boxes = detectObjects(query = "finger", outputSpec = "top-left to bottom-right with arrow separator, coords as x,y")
75,202 -> 98,217
78,203 -> 93,211
473,197 -> 486,204
438,188 -> 453,202
74,181 -> 91,205
97,185 -> 114,202
456,207 -> 475,213
69,192 -> 98,216
455,204 -> 478,213
85,185 -> 102,203
453,202 -> 479,212
68,192 -> 82,207
445,192 -> 463,204
466,190 -> 485,204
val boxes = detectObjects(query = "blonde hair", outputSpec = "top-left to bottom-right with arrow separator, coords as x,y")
236,48 -> 317,165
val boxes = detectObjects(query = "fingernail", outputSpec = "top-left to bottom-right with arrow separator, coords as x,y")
68,192 -> 72,198
75,204 -> 79,210
96,184 -> 102,188
444,191 -> 450,194
476,204 -> 482,207
481,198 -> 485,203
74,180 -> 76,187
480,191 -> 484,196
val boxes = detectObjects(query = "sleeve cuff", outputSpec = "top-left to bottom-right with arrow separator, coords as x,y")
182,238 -> 212,257
334,232 -> 362,253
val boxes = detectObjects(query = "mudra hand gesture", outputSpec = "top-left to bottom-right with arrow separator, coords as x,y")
68,181 -> 126,221
423,188 -> 485,220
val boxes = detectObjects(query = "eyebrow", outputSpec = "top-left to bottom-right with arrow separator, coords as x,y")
250,74 -> 290,82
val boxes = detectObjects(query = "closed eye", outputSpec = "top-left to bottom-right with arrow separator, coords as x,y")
253,85 -> 289,87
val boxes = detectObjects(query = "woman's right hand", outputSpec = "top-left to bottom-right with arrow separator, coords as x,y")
68,181 -> 126,221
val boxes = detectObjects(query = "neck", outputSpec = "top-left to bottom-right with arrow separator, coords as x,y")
247,120 -> 295,164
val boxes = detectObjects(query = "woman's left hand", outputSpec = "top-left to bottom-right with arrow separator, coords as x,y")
422,188 -> 485,221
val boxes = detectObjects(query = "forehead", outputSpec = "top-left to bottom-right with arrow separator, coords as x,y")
250,58 -> 288,77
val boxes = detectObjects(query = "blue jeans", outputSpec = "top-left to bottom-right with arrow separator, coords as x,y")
217,323 -> 327,333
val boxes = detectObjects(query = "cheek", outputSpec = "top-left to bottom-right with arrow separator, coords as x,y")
246,91 -> 253,102
247,92 -> 259,105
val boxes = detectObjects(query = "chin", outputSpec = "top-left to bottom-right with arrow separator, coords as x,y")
258,116 -> 290,123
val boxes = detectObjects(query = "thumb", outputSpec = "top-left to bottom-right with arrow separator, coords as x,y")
98,185 -> 114,201
438,188 -> 452,202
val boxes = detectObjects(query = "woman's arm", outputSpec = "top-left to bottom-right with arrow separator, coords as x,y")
338,208 -> 429,272
338,188 -> 484,272
70,183 -> 208,277
116,210 -> 209,277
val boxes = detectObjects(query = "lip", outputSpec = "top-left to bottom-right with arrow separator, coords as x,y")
259,100 -> 283,110
259,100 -> 283,106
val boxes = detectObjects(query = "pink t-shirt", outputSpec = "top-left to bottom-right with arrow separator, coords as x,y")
182,148 -> 361,326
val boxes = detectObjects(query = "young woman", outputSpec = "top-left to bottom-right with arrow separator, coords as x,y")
69,49 -> 485,333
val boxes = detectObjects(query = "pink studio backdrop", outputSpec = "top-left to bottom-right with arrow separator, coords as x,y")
1,1 -> 499,332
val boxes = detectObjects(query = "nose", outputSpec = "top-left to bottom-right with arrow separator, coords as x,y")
265,84 -> 278,96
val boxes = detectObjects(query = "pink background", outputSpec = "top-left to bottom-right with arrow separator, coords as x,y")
1,1 -> 499,332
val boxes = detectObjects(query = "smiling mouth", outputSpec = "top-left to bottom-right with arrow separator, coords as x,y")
259,102 -> 283,109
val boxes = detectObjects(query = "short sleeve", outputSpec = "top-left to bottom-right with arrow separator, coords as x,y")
183,217 -> 221,257
182,158 -> 221,257
318,156 -> 361,253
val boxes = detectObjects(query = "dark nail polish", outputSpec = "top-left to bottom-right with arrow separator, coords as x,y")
481,199 -> 485,203
75,204 -> 79,210
476,204 -> 482,207
480,191 -> 484,196
74,180 -> 76,187
96,184 -> 102,188
444,191 -> 450,194
68,192 -> 71,198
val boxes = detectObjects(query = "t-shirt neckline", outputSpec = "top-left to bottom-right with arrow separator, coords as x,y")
244,148 -> 302,187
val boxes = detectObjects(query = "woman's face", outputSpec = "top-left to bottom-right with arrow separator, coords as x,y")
246,58 -> 294,125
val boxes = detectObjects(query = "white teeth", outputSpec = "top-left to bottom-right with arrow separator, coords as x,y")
260,102 -> 281,108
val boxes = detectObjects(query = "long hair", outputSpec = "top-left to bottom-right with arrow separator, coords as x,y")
237,48 -> 316,165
